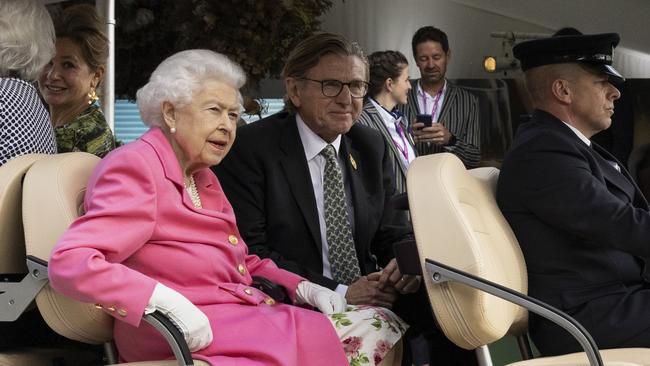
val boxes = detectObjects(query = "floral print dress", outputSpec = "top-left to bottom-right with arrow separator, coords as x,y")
327,305 -> 408,365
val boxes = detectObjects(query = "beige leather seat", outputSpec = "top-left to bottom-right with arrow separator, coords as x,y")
0,154 -> 97,365
20,152 -> 210,366
406,153 -> 650,366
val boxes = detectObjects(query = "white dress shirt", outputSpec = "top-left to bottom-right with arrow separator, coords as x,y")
296,114 -> 352,295
369,98 -> 416,168
417,80 -> 447,122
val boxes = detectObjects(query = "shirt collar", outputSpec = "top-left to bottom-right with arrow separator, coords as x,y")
296,113 -> 342,161
561,121 -> 592,146
369,98 -> 399,124
417,79 -> 447,99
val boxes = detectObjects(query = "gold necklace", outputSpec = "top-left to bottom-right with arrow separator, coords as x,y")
185,175 -> 202,208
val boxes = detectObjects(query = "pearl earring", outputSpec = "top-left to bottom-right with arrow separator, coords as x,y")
170,127 -> 176,134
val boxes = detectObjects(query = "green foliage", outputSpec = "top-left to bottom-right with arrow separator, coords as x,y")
116,0 -> 334,99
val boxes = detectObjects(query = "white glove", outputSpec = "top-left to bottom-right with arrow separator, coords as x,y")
295,281 -> 347,314
144,283 -> 213,352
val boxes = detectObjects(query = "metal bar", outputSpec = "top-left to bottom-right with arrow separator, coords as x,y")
516,334 -> 534,360
475,345 -> 493,366
0,258 -> 49,322
103,341 -> 118,364
425,259 -> 604,366
143,311 -> 194,366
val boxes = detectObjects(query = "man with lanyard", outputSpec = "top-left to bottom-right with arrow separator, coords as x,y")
401,26 -> 481,168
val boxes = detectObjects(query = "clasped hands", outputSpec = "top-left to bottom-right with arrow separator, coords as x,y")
412,120 -> 452,145
345,258 -> 421,308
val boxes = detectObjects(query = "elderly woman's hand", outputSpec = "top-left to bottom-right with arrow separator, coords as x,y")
295,281 -> 347,314
145,283 -> 213,351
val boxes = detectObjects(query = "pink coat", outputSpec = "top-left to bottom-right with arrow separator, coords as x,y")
48,128 -> 348,365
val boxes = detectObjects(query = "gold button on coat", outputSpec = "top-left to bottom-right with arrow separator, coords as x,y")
117,308 -> 128,317
244,288 -> 253,295
264,297 -> 276,305
238,264 -> 246,275
228,235 -> 238,245
107,305 -> 116,312
94,303 -> 103,309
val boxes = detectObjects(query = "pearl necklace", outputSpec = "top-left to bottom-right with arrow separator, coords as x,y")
185,175 -> 202,208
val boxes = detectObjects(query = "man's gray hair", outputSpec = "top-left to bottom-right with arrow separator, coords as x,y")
0,0 -> 55,81
136,49 -> 246,128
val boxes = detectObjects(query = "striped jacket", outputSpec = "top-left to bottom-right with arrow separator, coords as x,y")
356,99 -> 415,195
399,79 -> 481,168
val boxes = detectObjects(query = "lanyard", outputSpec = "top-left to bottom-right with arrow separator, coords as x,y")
419,84 -> 444,119
393,119 -> 409,161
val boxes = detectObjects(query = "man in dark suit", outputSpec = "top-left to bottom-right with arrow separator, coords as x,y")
400,26 -> 481,168
213,32 -> 420,307
497,32 -> 650,356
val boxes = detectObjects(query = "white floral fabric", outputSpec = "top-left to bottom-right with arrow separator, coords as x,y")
327,305 -> 408,366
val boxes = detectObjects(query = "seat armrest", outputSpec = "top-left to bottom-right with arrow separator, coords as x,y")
143,311 -> 194,366
424,258 -> 604,366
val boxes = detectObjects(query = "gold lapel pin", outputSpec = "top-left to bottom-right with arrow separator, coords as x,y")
349,154 -> 357,170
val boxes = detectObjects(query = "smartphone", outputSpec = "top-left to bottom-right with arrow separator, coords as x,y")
416,114 -> 433,127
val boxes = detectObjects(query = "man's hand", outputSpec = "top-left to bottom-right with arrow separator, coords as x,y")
412,121 -> 452,145
345,275 -> 398,308
377,258 -> 421,294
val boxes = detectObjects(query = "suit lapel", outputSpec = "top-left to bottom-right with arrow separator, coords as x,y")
362,101 -> 409,174
339,135 -> 368,256
438,83 -> 456,123
591,142 -> 639,204
278,118 -> 323,251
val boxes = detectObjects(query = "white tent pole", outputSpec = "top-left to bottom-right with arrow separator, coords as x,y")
97,0 -> 115,131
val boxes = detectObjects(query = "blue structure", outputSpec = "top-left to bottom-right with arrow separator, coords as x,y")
114,99 -> 285,144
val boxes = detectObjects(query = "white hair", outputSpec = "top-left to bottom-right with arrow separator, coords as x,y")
0,0 -> 55,81
136,49 -> 247,128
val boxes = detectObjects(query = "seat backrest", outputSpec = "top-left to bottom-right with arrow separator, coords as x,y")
407,153 -> 528,349
22,152 -> 113,344
0,154 -> 47,273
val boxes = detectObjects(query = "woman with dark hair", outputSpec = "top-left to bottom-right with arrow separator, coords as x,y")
0,0 -> 57,166
38,4 -> 116,158
357,50 -> 414,194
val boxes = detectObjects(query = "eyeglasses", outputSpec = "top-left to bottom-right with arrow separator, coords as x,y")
300,77 -> 369,98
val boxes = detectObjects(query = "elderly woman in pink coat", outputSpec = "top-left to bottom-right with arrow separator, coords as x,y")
48,49 -> 406,366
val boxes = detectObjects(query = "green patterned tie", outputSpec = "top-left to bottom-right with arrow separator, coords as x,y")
320,144 -> 361,284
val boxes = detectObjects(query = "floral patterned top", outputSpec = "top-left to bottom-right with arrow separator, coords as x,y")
54,104 -> 116,158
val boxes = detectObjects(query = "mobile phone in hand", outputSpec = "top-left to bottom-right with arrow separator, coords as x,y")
416,114 -> 433,127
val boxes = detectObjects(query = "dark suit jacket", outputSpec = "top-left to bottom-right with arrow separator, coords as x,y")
399,79 -> 481,168
356,99 -> 415,195
496,109 -> 650,355
213,112 -> 411,289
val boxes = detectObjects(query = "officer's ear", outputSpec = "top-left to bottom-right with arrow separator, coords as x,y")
551,79 -> 572,104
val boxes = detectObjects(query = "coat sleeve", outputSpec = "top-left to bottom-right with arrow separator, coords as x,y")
443,92 -> 481,168
369,136 -> 413,267
48,150 -> 158,327
244,254 -> 304,301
